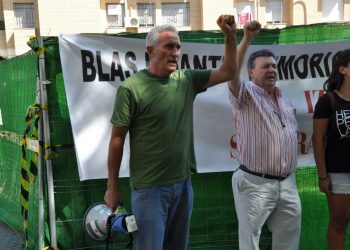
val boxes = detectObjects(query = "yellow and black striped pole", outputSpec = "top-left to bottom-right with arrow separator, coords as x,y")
20,103 -> 41,249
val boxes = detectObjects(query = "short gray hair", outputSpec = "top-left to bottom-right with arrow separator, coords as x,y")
146,24 -> 178,47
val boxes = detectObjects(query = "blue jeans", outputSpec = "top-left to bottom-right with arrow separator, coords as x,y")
131,179 -> 193,250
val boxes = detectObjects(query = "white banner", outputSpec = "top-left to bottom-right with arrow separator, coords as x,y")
58,33 -> 350,180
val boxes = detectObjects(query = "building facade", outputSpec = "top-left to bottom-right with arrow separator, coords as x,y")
0,0 -> 349,58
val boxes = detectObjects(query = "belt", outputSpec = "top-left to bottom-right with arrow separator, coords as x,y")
239,165 -> 289,181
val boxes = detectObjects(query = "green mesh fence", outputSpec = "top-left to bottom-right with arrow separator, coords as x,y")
0,51 -> 40,249
1,23 -> 350,250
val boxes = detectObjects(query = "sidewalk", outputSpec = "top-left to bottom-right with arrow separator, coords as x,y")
0,220 -> 24,250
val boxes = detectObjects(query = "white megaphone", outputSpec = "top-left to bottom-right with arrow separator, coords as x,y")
83,202 -> 138,241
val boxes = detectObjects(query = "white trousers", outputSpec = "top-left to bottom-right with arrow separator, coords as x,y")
232,169 -> 301,250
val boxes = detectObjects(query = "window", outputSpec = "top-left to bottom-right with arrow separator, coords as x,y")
106,3 -> 125,27
237,2 -> 254,24
161,3 -> 189,27
322,0 -> 343,22
13,3 -> 35,28
137,3 -> 155,27
266,0 -> 282,24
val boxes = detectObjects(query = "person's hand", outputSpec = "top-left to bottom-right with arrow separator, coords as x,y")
318,176 -> 333,196
243,20 -> 261,41
217,15 -> 237,36
104,185 -> 123,211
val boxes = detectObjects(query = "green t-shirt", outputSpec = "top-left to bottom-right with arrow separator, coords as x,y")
111,69 -> 211,188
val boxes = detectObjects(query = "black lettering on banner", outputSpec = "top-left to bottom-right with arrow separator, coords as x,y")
310,53 -> 325,78
276,51 -> 340,81
81,50 -> 96,82
125,51 -> 138,78
294,54 -> 308,79
96,51 -> 110,81
111,51 -> 125,81
193,55 -> 207,69
278,55 -> 295,80
181,54 -> 191,69
208,56 -> 222,68
144,53 -> 223,70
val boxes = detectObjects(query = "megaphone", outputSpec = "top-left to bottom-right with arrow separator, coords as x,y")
83,202 -> 138,241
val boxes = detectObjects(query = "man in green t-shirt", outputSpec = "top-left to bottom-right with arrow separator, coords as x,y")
104,15 -> 237,250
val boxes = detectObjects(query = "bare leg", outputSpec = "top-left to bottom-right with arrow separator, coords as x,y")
327,194 -> 350,250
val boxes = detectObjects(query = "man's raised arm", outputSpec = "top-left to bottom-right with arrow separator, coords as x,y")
229,20 -> 261,97
205,15 -> 237,89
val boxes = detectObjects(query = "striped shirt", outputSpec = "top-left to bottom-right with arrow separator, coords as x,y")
229,81 -> 298,176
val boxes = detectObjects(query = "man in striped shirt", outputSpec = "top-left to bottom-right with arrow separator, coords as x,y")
229,21 -> 301,250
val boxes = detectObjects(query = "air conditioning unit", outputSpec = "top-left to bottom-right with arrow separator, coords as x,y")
124,17 -> 139,27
